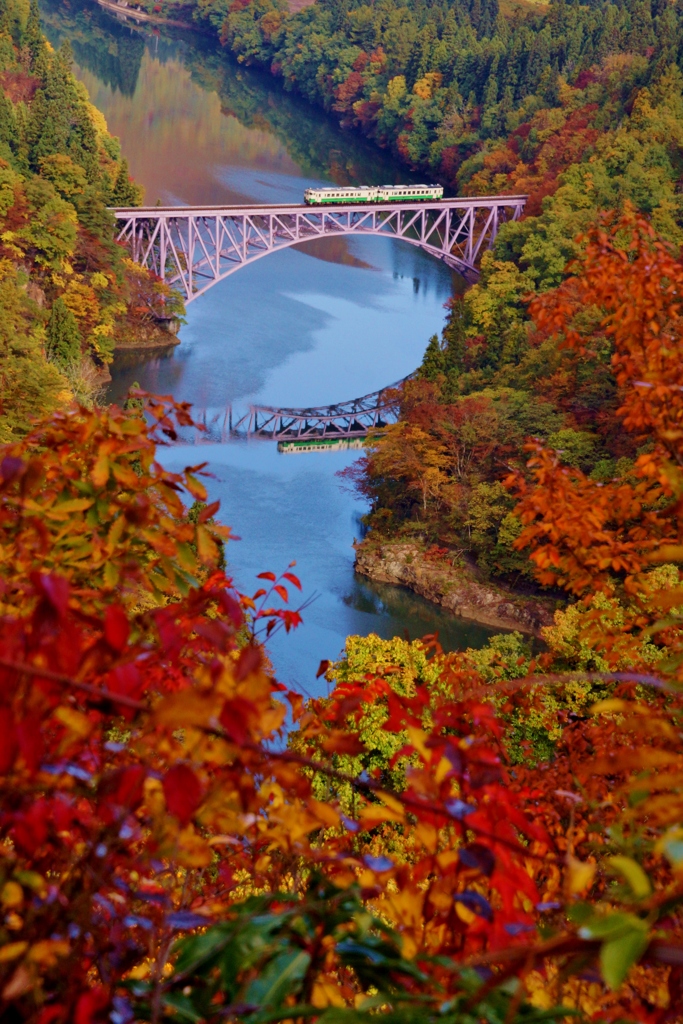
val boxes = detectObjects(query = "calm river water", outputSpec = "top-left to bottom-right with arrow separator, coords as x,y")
41,0 -> 496,691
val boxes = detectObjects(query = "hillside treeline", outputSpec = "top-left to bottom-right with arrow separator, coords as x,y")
0,0 -> 180,440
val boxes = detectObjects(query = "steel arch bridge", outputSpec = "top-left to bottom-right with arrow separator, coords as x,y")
113,195 -> 527,302
188,376 -> 409,443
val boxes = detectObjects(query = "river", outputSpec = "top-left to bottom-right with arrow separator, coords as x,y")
41,0 -> 497,692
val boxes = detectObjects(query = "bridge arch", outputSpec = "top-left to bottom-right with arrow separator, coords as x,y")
113,196 -> 527,304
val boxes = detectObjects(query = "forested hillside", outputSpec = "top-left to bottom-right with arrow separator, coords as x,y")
149,0 -> 683,586
0,0 -> 179,441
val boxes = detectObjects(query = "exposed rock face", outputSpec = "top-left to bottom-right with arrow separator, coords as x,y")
354,540 -> 555,637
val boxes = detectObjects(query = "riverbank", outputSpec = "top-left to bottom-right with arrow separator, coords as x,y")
354,538 -> 557,637
94,0 -> 200,30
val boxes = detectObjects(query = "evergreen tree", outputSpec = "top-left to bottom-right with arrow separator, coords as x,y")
46,298 -> 81,368
23,0 -> 47,78
0,92 -> 18,158
418,334 -> 446,381
442,298 -> 467,377
110,159 -> 143,207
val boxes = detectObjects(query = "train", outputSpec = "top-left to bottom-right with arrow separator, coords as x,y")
303,184 -> 444,205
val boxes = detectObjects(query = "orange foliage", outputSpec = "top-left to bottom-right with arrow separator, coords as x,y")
6,224 -> 683,1019
510,211 -> 683,599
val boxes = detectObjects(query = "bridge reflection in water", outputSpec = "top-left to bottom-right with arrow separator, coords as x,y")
113,195 -> 527,302
187,376 -> 410,444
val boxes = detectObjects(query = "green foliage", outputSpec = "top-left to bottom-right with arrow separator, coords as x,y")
547,428 -> 599,470
46,295 -> 81,367
137,878 -> 567,1024
465,481 -> 529,578
0,0 -> 178,434
110,156 -> 143,206
293,634 -> 444,813
0,258 -> 64,442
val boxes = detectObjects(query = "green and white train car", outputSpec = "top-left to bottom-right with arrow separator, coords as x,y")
303,184 -> 443,205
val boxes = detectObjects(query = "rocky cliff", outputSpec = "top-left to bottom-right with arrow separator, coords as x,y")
354,540 -> 556,637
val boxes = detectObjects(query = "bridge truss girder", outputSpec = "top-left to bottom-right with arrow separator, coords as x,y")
113,196 -> 527,303
188,377 -> 409,443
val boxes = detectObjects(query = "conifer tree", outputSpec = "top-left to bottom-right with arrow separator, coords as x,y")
0,92 -> 18,159
110,158 -> 143,206
23,0 -> 47,79
418,334 -> 446,381
46,297 -> 81,367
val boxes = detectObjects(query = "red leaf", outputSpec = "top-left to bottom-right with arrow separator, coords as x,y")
218,862 -> 236,891
198,500 -> 220,523
219,696 -> 256,746
37,1007 -> 65,1024
0,704 -> 17,772
163,764 -> 203,826
257,572 -> 277,581
107,663 -> 145,701
282,572 -> 302,590
104,605 -> 130,652
316,660 -> 330,679
105,663 -> 145,720
218,591 -> 243,629
234,644 -> 261,682
287,690 -> 304,720
99,765 -> 146,816
13,800 -> 49,855
273,584 -> 289,602
33,573 -> 69,618
17,712 -> 43,774
74,986 -> 109,1024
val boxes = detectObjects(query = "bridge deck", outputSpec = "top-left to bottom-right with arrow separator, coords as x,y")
113,195 -> 528,216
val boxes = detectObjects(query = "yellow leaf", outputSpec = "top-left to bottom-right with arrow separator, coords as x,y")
377,791 -> 406,816
428,887 -> 453,911
358,804 -> 404,826
103,560 -> 119,588
591,699 -> 628,715
0,942 -> 28,964
54,706 -> 93,742
311,980 -> 346,1008
128,962 -> 150,980
307,798 -> 341,829
455,901 -> 477,924
1,882 -> 23,909
406,725 -> 430,760
414,822 -> 438,852
111,462 -> 140,488
154,691 -> 219,729
436,850 -> 459,872
51,498 -> 94,514
608,856 -> 651,898
566,855 -> 596,896
196,524 -> 219,564
91,454 -> 110,488
28,939 -> 70,967
175,825 -> 212,868
649,545 -> 683,563
185,473 -> 208,501
106,513 -> 126,551
14,872 -> 46,896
